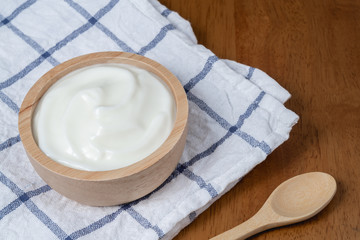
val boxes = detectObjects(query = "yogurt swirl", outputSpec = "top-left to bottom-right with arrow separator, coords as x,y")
32,64 -> 176,171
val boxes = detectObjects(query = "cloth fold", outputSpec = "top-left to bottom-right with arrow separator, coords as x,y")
0,0 -> 298,239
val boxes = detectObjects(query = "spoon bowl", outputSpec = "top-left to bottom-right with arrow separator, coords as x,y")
211,172 -> 336,240
270,172 -> 336,219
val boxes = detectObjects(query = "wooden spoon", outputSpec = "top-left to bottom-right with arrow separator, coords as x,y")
210,172 -> 336,240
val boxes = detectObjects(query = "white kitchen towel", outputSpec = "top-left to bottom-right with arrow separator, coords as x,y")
0,0 -> 299,239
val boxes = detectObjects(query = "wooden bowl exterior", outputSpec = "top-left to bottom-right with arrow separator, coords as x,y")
18,52 -> 188,206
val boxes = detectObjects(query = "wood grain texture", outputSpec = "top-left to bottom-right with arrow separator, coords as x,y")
159,0 -> 360,239
18,52 -> 188,206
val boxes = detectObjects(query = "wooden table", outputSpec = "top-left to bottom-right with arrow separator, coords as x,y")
160,0 -> 360,239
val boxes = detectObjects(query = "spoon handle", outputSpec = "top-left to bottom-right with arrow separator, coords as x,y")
210,211 -> 270,240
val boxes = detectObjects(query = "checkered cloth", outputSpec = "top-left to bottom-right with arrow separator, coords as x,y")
0,0 -> 298,239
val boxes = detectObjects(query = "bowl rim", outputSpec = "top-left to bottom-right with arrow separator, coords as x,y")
18,51 -> 188,182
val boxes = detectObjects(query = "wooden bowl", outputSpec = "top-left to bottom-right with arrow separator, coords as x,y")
18,52 -> 188,206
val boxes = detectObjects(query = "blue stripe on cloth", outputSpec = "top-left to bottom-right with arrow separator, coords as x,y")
183,131 -> 232,170
259,141 -> 272,154
183,55 -> 219,92
24,200 -> 68,240
64,0 -> 135,53
125,208 -> 165,238
27,185 -> 52,197
187,91 -> 272,154
189,211 -> 197,221
0,0 -> 119,91
44,21 -> 100,57
67,203 -> 160,240
161,9 -> 172,17
0,91 -> 20,113
92,0 -> 118,19
0,185 -> 51,221
0,198 -> 23,221
0,0 -> 36,28
1,16 -> 60,66
246,67 -> 255,80
0,55 -> 46,90
95,23 -> 136,53
66,207 -> 126,240
236,90 -> 265,127
0,172 -> 68,239
137,24 -> 175,56
182,168 -> 218,198
235,131 -> 272,155
187,91 -> 232,129
0,135 -> 21,152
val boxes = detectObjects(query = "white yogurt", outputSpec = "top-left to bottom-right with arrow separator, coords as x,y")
32,64 -> 176,171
